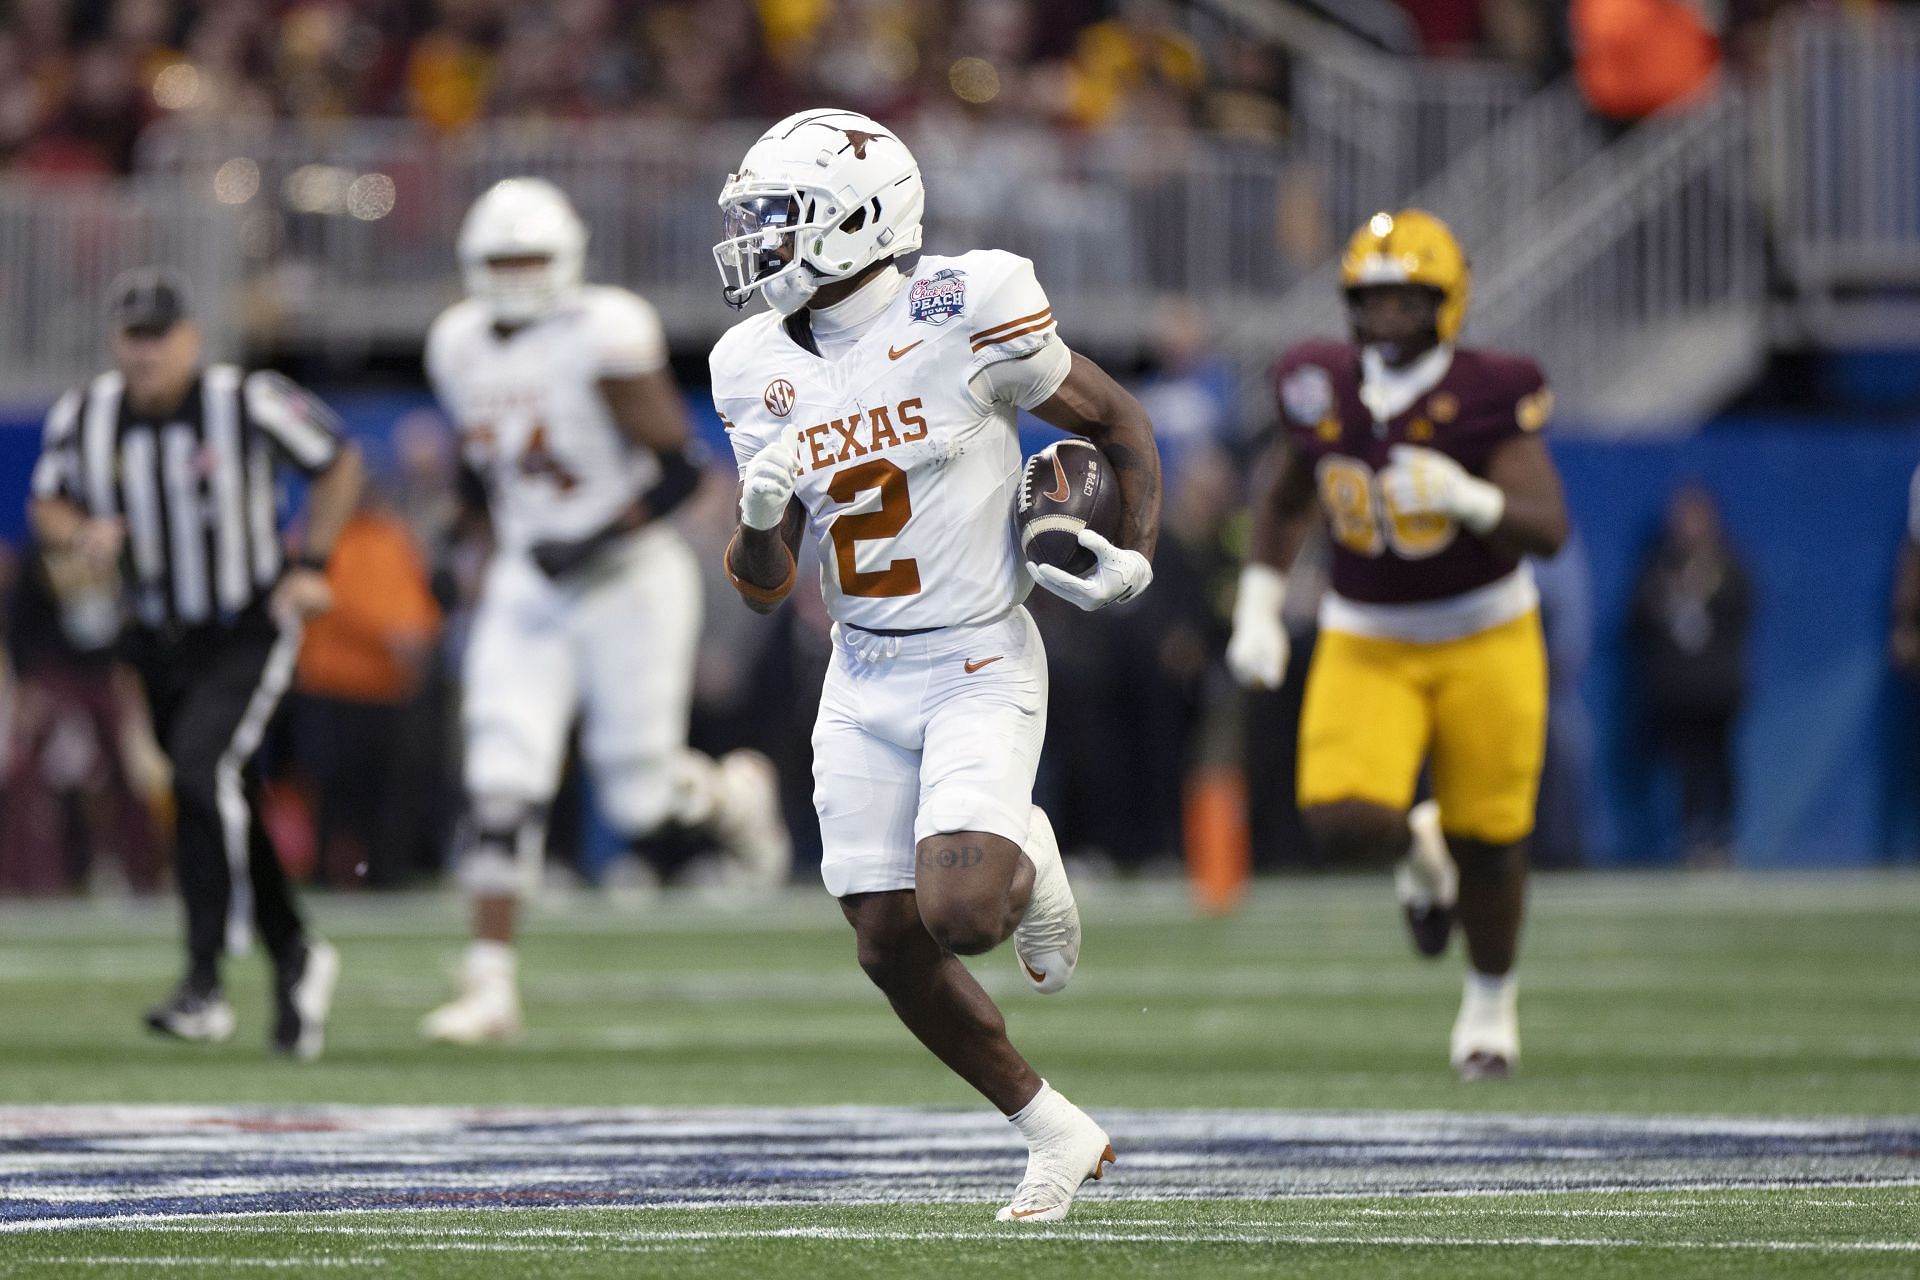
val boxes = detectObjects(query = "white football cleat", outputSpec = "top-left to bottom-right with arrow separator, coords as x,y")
276,939 -> 339,1062
1395,800 -> 1458,958
144,984 -> 237,1044
1012,807 -> 1079,994
1451,972 -> 1519,1080
712,750 -> 792,891
421,945 -> 522,1044
997,1087 -> 1115,1223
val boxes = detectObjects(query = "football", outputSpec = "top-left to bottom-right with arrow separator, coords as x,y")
1015,438 -> 1123,577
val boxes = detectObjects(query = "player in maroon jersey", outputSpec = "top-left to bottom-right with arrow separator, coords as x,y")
1227,210 -> 1568,1079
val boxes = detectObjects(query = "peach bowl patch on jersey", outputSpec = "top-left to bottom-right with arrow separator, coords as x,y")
909,268 -> 967,326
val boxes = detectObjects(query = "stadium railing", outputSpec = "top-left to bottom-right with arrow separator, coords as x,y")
132,119 -> 1323,360
1195,0 -> 1537,233
1230,7 -> 1920,430
0,179 -> 243,407
1215,76 -> 1606,422
1765,8 -> 1920,344
1471,90 -> 1764,429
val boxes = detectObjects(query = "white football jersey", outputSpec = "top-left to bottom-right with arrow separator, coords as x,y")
714,250 -> 1069,631
426,285 -> 668,554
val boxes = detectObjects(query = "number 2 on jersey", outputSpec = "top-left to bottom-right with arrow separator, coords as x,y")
1316,456 -> 1455,559
826,459 -> 922,598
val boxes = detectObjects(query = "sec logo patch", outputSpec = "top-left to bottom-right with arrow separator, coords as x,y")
763,379 -> 796,417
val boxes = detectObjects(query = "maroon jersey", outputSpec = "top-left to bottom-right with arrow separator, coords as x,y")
1274,339 -> 1550,607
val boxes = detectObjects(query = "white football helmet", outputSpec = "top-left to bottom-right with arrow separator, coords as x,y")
458,177 -> 586,326
713,108 -> 925,316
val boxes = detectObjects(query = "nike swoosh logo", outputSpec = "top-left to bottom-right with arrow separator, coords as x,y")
888,341 -> 923,361
1023,961 -> 1047,983
1009,1205 -> 1052,1220
963,656 -> 1004,674
1043,451 -> 1071,502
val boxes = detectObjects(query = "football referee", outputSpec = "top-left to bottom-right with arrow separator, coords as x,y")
28,267 -> 364,1059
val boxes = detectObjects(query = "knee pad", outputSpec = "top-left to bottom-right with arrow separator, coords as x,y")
456,798 -> 546,897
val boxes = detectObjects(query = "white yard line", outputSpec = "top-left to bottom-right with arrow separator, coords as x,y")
4,1178 -> 1918,1236
4,1259 -> 376,1269
12,1228 -> 1920,1254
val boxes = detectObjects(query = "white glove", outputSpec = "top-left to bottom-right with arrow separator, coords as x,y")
1226,563 -> 1290,689
1379,444 -> 1505,535
739,440 -> 798,531
1027,529 -> 1153,612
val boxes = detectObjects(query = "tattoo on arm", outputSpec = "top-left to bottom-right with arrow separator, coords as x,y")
919,843 -> 987,871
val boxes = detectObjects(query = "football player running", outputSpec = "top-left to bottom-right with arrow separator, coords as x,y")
422,177 -> 791,1044
711,110 -> 1161,1222
1227,210 -> 1567,1080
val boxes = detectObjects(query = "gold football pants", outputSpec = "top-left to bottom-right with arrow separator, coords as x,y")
1297,610 -> 1547,845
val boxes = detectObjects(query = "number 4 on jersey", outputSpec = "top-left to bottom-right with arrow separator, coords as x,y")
518,424 -> 579,493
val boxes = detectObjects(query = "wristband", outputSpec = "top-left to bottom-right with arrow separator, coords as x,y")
1451,476 -> 1507,536
724,531 -> 797,606
1234,563 -> 1288,623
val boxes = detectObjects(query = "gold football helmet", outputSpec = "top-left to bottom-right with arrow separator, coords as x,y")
1339,209 -> 1470,342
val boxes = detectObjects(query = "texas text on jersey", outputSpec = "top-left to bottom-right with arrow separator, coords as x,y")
425,284 -> 669,555
712,249 -> 1067,632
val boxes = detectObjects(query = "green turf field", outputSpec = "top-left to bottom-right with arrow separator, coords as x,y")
1,872 -> 1916,1276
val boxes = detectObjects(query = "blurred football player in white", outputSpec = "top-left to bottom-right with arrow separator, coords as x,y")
422,177 -> 791,1044
712,110 -> 1162,1222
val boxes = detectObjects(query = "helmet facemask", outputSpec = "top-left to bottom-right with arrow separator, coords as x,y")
457,177 -> 586,327
712,109 -> 926,316
714,190 -> 821,315
465,251 -> 580,326
1346,282 -> 1444,367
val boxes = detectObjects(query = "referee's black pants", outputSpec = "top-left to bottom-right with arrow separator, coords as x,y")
127,612 -> 307,988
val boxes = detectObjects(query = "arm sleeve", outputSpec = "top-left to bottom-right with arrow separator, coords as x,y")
30,389 -> 84,503
973,340 -> 1072,412
590,290 -> 669,379
965,256 -> 1070,410
244,370 -> 345,473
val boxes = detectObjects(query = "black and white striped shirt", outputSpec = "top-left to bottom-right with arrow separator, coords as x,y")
31,364 -> 345,632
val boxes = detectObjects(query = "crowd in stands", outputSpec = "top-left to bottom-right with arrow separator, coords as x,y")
5,0 -> 1831,180
1,0 -> 1291,178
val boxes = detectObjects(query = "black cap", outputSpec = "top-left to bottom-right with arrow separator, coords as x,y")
107,266 -> 193,337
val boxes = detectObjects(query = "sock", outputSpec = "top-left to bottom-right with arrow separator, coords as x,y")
1008,1080 -> 1076,1142
1465,969 -> 1515,1006
465,940 -> 516,983
273,934 -> 309,974
186,959 -> 221,997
